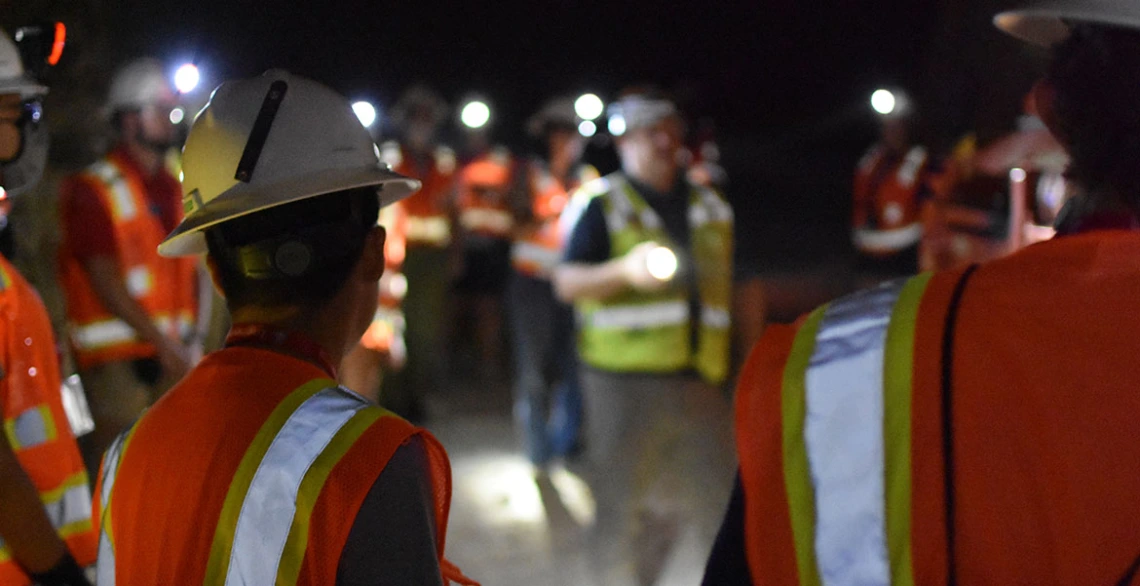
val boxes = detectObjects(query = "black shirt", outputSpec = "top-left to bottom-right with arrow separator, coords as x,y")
563,174 -> 692,264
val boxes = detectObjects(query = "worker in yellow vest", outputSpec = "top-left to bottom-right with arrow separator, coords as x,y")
554,89 -> 735,585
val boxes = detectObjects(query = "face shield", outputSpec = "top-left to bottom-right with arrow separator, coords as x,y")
0,96 -> 48,197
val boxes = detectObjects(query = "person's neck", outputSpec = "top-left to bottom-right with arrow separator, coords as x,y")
122,141 -> 164,178
229,306 -> 350,371
627,167 -> 677,195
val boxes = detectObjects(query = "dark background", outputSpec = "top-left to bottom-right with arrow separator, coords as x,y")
1,0 -> 1051,274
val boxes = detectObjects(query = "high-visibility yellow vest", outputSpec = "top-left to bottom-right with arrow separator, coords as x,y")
575,173 -> 733,384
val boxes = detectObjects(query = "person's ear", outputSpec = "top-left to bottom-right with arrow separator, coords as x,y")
359,225 -> 387,282
1032,79 -> 1067,146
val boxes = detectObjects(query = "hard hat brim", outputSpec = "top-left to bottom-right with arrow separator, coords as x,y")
158,165 -> 421,257
995,3 -> 1140,46
0,76 -> 48,99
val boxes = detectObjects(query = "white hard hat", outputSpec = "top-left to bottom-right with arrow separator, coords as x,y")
527,97 -> 580,137
608,94 -> 679,133
390,84 -> 449,129
995,0 -> 1140,46
107,58 -> 174,112
159,70 -> 420,257
0,29 -> 47,98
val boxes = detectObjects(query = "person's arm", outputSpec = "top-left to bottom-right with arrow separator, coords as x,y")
337,435 -> 443,586
551,196 -> 669,303
81,256 -> 191,380
0,421 -> 91,585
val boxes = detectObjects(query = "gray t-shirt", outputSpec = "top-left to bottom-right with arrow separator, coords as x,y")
336,435 -> 443,585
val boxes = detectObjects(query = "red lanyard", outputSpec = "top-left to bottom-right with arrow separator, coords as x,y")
224,324 -> 337,379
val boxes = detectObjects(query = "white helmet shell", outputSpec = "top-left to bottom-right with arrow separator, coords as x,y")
995,0 -> 1140,46
527,97 -> 580,137
0,29 -> 47,98
159,70 -> 420,257
107,58 -> 174,112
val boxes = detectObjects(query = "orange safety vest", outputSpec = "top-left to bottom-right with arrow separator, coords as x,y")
735,230 -> 1140,586
852,145 -> 928,256
58,152 -> 197,369
361,203 -> 407,353
510,162 -> 598,278
92,347 -> 475,585
457,151 -> 514,240
382,142 -> 457,248
0,257 -> 97,585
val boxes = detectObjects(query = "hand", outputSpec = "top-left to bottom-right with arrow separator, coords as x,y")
621,241 -> 674,292
156,336 -> 193,382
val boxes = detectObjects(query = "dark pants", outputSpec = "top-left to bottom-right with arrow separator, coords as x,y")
507,271 -> 582,465
381,246 -> 449,418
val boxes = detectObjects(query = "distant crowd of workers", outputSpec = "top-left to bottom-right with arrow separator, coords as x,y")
5,0 -> 1140,584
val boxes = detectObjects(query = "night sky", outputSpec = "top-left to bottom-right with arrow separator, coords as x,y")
4,0 -> 1046,269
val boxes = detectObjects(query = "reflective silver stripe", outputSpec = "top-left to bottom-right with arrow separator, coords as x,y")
125,266 -> 153,297
10,406 -> 51,448
89,162 -> 138,221
226,387 -> 369,585
71,319 -> 135,350
43,483 -> 93,530
405,216 -> 451,245
804,279 -> 906,585
590,300 -> 688,329
700,306 -> 731,329
511,241 -> 563,272
896,146 -> 928,188
460,208 -> 514,234
853,223 -> 923,254
96,431 -> 129,586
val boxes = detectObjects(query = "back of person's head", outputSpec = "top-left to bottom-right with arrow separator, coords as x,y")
1046,25 -> 1140,206
159,70 -> 419,312
996,2 -> 1140,210
205,186 -> 379,311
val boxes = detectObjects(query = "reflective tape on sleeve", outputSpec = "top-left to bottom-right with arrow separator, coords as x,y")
6,405 -> 56,449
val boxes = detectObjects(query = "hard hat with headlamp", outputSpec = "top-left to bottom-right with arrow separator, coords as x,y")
526,96 -> 580,138
107,58 -> 175,114
159,70 -> 420,258
995,0 -> 1140,46
0,28 -> 49,198
607,93 -> 680,136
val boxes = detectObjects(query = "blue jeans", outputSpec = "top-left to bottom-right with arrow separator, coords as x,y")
507,271 -> 582,464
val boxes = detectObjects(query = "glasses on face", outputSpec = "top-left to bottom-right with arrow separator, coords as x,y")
20,99 -> 43,129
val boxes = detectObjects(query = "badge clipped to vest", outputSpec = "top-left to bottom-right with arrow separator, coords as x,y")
60,373 -> 95,437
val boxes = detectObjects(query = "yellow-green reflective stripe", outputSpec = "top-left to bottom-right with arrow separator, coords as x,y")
883,273 -> 931,586
204,378 -> 333,585
275,407 -> 389,585
783,305 -> 828,586
97,424 -> 139,586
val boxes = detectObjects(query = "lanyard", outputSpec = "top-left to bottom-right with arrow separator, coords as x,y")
224,323 -> 337,379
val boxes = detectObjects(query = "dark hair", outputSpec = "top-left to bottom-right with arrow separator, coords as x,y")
205,186 -> 380,311
1047,24 -> 1140,209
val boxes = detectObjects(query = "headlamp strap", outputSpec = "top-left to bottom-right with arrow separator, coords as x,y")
235,80 -> 288,183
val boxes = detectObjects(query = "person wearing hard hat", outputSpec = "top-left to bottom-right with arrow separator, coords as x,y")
0,26 -> 97,586
91,70 -> 476,586
452,146 -> 515,383
851,88 -> 933,287
703,3 -> 1140,583
372,84 -> 456,421
57,58 -> 199,476
506,97 -> 598,466
553,88 -> 735,585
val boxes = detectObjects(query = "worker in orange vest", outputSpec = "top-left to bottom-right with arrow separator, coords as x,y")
57,58 -> 199,476
507,97 -> 599,465
92,71 -> 476,586
851,88 -> 933,286
704,3 -> 1140,584
0,25 -> 97,586
453,148 -> 515,382
376,84 -> 456,420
